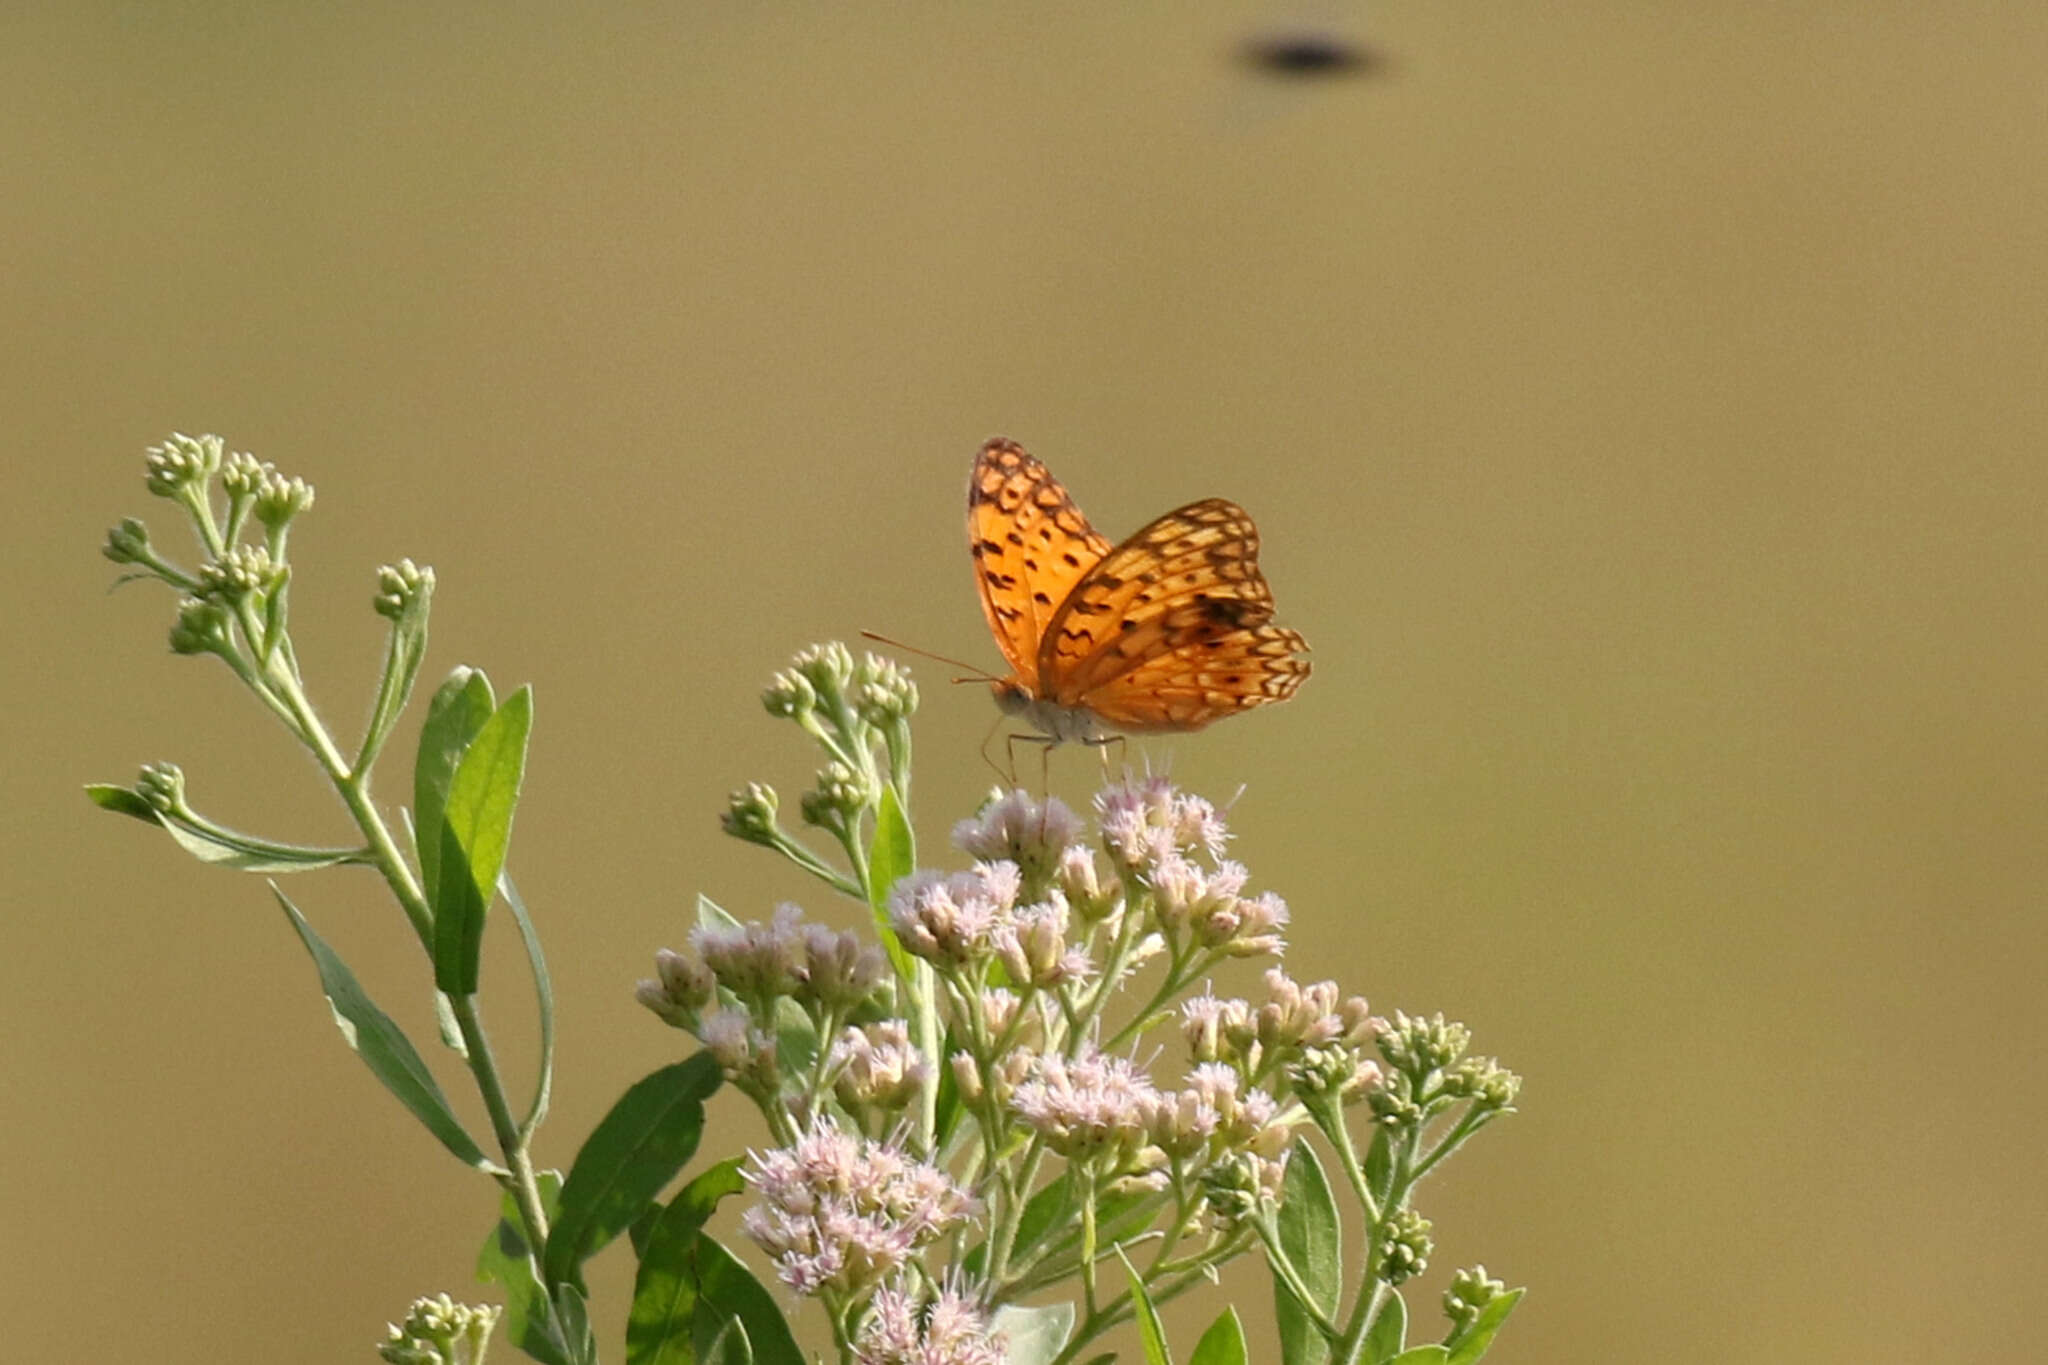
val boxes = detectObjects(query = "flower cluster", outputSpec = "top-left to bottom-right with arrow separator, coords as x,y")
375,1294 -> 499,1365
740,1123 -> 976,1297
853,1284 -> 1005,1365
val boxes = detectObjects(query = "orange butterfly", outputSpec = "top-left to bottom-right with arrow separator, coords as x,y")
969,437 -> 1310,745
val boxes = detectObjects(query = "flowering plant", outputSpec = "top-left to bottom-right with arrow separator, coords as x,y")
91,436 -> 1524,1365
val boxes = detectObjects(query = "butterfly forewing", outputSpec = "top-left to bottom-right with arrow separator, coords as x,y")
968,439 -> 1113,680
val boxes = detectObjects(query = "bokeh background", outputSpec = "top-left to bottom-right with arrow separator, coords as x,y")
6,3 -> 2045,1362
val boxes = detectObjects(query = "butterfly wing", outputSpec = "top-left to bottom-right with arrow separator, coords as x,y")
1076,624 -> 1311,731
968,438 -> 1113,682
1037,497 -> 1309,730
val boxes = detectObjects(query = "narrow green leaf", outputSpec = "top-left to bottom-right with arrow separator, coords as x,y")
1364,1289 -> 1408,1365
1273,1140 -> 1341,1365
866,784 -> 917,980
931,1021 -> 964,1146
1188,1308 -> 1249,1365
542,1053 -> 723,1288
1386,1349 -> 1450,1365
89,787 -> 359,870
1364,1125 -> 1394,1204
1119,1248 -> 1173,1365
1444,1288 -> 1524,1365
696,893 -> 742,934
431,685 -> 533,994
502,871 -> 556,1138
688,1234 -> 805,1365
415,667 -> 495,895
553,1282 -> 596,1365
771,995 -> 819,1082
85,784 -> 156,820
477,1171 -> 570,1365
626,1160 -> 748,1365
990,1302 -> 1075,1365
272,885 -> 489,1169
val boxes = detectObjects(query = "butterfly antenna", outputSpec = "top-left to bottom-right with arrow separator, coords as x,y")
859,629 -> 1002,684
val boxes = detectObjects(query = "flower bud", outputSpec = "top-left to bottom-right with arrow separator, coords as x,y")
102,518 -> 151,565
143,433 -> 224,498
135,761 -> 186,814
762,668 -> 817,718
254,468 -> 315,531
1377,1011 -> 1470,1081
198,545 -> 280,603
168,597 -> 232,655
636,948 -> 716,1027
221,450 -> 267,500
800,761 -> 871,830
854,652 -> 919,725
1444,1265 -> 1507,1328
373,559 -> 433,620
721,782 -> 779,845
1377,1208 -> 1434,1285
377,1293 -> 499,1365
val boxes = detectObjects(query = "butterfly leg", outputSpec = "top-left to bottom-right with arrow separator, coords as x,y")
1082,734 -> 1127,783
1002,732 -> 1057,794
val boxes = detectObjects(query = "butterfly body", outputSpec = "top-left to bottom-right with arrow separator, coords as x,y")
969,438 -> 1309,742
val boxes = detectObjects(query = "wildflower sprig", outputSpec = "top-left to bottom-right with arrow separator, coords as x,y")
637,645 -> 1527,1365
93,438 -> 1526,1365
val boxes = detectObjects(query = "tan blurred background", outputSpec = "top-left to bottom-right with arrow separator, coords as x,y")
6,2 -> 2044,1361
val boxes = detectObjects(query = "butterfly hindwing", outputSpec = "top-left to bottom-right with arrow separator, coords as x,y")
1079,624 -> 1311,731
968,439 -> 1113,680
1039,498 -> 1285,701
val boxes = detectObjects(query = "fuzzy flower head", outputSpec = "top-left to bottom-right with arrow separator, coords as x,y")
1008,1048 -> 1162,1171
1095,776 -> 1230,873
855,1283 -> 1006,1365
886,862 -> 1021,969
741,1124 -> 976,1298
952,789 -> 1085,893
991,892 -> 1094,990
832,1020 -> 932,1120
689,905 -> 806,1001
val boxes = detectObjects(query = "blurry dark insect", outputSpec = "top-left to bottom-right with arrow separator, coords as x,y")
1239,32 -> 1383,78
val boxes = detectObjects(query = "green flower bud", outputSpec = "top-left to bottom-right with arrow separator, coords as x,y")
378,1293 -> 500,1365
102,518 -> 151,565
135,761 -> 186,815
143,433 -> 224,497
800,761 -> 870,830
792,641 -> 856,700
220,450 -> 268,500
168,597 -> 232,655
373,559 -> 434,620
198,545 -> 280,603
1444,1264 -> 1506,1328
1443,1055 -> 1521,1109
1199,1149 -> 1267,1225
254,468 -> 316,531
1367,1075 -> 1424,1128
761,668 -> 817,718
854,652 -> 919,724
1377,1208 -> 1434,1285
1377,1011 -> 1470,1082
721,782 -> 780,845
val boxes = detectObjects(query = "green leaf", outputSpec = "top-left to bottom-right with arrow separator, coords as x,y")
1364,1125 -> 1395,1204
1119,1248 -> 1173,1365
695,893 -> 742,934
415,667 -> 495,895
1188,1308 -> 1248,1365
700,1317 -> 752,1365
88,786 -> 359,871
626,1159 -> 747,1365
477,1171 -> 571,1365
1364,1290 -> 1407,1364
688,1235 -> 804,1365
543,1053 -> 722,1288
771,996 -> 820,1084
931,1021 -> 964,1147
866,784 -> 917,980
85,784 -> 158,820
1445,1288 -> 1524,1365
431,684 -> 533,994
1387,1349 -> 1450,1365
1273,1140 -> 1341,1365
502,871 -> 556,1138
991,1302 -> 1075,1365
553,1282 -> 596,1365
272,885 -> 489,1169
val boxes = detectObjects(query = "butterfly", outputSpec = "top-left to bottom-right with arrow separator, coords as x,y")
969,437 -> 1310,745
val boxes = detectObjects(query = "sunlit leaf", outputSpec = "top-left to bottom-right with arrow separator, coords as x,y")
431,685 -> 532,994
626,1160 -> 748,1365
991,1302 -> 1075,1365
1120,1247 -> 1172,1365
1273,1139 -> 1340,1365
1188,1307 -> 1249,1365
1445,1288 -> 1524,1364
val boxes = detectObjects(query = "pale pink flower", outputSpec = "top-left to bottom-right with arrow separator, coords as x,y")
855,1284 -> 1006,1365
